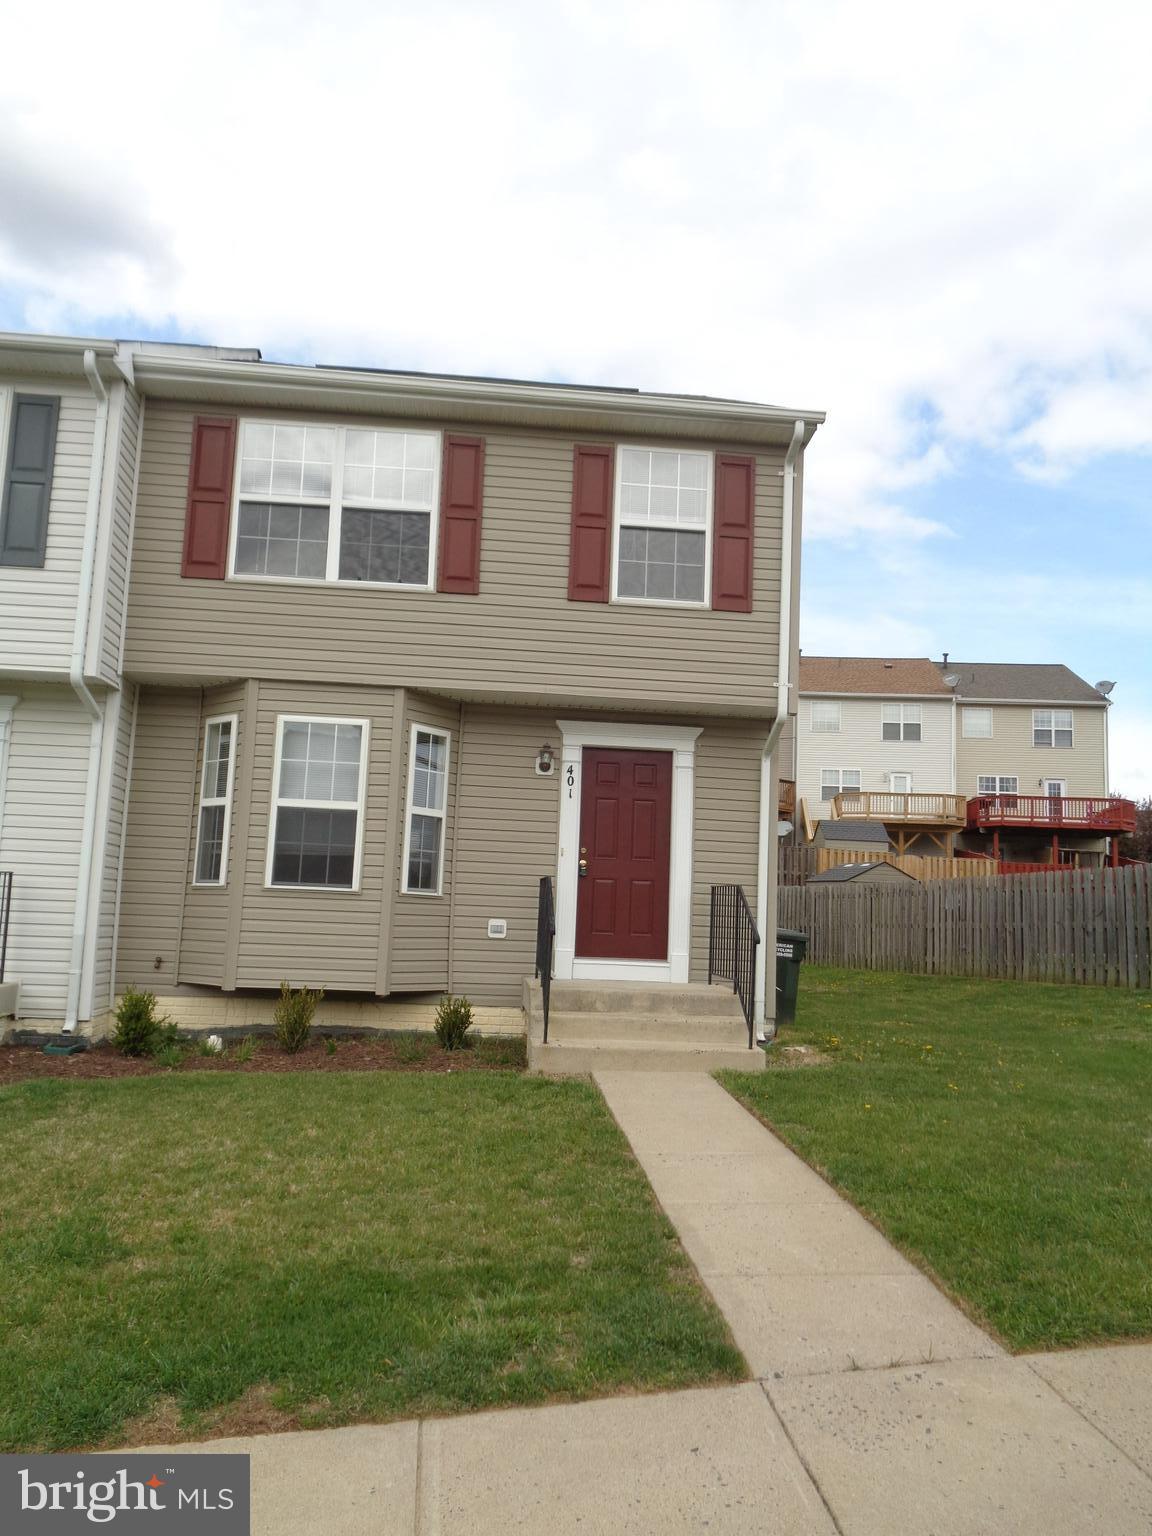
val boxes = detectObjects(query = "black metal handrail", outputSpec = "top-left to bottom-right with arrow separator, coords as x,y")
0,871 -> 12,984
708,884 -> 760,1048
535,875 -> 556,1043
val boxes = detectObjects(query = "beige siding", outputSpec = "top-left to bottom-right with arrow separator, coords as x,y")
125,403 -> 784,714
116,687 -> 201,989
955,703 -> 1108,798
448,707 -> 563,1005
389,693 -> 461,992
232,682 -> 396,991
0,382 -> 97,674
89,684 -> 136,1014
0,687 -> 93,1018
178,683 -> 247,987
689,720 -> 766,981
92,384 -> 143,683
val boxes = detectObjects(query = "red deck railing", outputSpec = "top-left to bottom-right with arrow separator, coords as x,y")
966,794 -> 1137,833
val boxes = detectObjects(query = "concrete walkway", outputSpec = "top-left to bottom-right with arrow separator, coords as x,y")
121,1072 -> 1152,1534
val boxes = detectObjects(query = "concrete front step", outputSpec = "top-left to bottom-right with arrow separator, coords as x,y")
529,1036 -> 766,1075
548,981 -> 745,1018
546,1010 -> 749,1047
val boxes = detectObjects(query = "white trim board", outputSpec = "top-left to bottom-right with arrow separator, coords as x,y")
554,719 -> 701,984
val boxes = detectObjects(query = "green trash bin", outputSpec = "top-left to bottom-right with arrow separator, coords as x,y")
775,928 -> 808,1027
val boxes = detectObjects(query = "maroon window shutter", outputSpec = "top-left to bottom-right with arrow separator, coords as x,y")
711,453 -> 756,612
181,416 -> 237,579
568,443 -> 614,602
437,435 -> 485,594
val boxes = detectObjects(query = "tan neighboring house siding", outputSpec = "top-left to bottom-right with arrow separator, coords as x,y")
124,403 -> 784,714
955,704 -> 1108,797
389,693 -> 461,993
116,688 -> 201,990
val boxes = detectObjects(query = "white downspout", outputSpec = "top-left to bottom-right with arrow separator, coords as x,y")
754,418 -> 805,1031
63,350 -> 110,1032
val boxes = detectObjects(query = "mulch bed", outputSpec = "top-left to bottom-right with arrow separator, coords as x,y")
0,1034 -> 525,1085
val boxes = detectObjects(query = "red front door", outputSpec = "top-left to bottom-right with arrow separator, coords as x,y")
575,748 -> 672,961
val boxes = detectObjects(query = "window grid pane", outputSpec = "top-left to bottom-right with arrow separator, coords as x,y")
235,503 -> 329,578
619,448 -> 709,527
339,508 -> 431,585
343,429 -> 436,509
964,708 -> 992,738
811,701 -> 840,732
272,807 -> 358,888
239,422 -> 334,499
406,813 -> 443,892
617,528 -> 705,603
195,804 -> 226,884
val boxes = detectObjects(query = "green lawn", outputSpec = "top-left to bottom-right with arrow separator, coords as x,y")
720,967 -> 1152,1352
0,1073 -> 743,1452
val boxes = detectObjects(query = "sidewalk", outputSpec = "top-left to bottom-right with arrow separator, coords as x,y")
120,1072 -> 1152,1534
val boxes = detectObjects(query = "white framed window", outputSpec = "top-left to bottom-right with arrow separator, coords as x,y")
978,774 -> 1019,796
881,702 -> 921,741
810,700 -> 841,733
1033,708 -> 1073,748
266,716 -> 370,890
402,725 -> 450,894
887,772 -> 912,793
231,421 -> 440,590
193,714 -> 238,885
612,446 -> 712,607
962,707 -> 993,738
821,768 -> 862,802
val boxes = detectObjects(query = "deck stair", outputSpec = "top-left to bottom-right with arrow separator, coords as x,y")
524,978 -> 766,1074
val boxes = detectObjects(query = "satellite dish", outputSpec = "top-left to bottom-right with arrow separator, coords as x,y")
943,673 -> 960,687
777,820 -> 794,838
1095,680 -> 1116,696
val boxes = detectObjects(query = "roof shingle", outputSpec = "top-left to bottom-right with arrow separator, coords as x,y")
936,662 -> 1107,704
799,657 -> 952,696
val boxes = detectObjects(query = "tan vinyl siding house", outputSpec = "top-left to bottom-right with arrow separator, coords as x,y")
101,347 -> 823,1040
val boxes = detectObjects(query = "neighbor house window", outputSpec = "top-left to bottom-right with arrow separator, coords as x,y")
962,707 -> 993,738
193,714 -> 238,885
810,700 -> 841,733
402,726 -> 450,894
881,702 -> 921,741
232,421 -> 439,588
267,716 -> 369,889
1033,708 -> 1073,748
821,768 -> 862,802
613,447 -> 710,605
978,775 -> 1019,796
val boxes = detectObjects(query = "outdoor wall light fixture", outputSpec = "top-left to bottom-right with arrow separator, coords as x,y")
536,742 -> 556,775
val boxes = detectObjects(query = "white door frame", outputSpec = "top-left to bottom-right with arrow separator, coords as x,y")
554,720 -> 701,983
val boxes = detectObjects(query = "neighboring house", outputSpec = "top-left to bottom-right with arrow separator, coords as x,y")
103,346 -> 822,1041
786,653 -> 1132,867
0,334 -> 142,1026
790,657 -> 962,855
941,660 -> 1129,864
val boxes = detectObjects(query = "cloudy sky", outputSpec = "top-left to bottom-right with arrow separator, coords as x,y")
2,0 -> 1149,790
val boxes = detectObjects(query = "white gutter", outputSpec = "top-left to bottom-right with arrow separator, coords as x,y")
63,350 -> 110,1032
754,418 -> 805,1031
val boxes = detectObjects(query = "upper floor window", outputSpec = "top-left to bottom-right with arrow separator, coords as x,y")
1033,708 -> 1073,748
232,422 -> 439,589
613,447 -> 711,606
402,726 -> 450,894
881,702 -> 921,741
821,767 -> 861,801
266,716 -> 369,890
0,391 -> 60,569
193,714 -> 238,885
962,707 -> 993,738
810,700 -> 841,733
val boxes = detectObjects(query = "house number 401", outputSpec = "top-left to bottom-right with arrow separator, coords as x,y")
566,764 -> 575,796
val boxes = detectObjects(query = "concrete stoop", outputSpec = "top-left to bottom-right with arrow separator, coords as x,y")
525,978 -> 765,1074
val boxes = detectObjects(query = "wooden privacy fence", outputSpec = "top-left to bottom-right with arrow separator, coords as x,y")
779,845 -> 995,885
777,864 -> 1152,988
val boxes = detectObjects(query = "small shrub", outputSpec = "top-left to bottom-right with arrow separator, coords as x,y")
233,1036 -> 255,1064
325,1036 -> 338,1057
112,989 -> 175,1058
434,995 -> 474,1052
196,1035 -> 224,1058
273,981 -> 323,1054
154,1041 -> 185,1070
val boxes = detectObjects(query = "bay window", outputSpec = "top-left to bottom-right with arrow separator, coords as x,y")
267,716 -> 369,890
